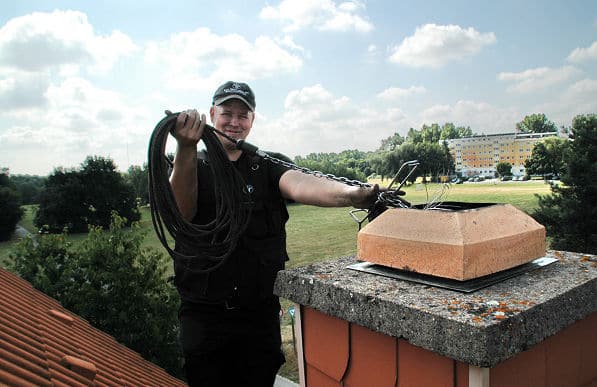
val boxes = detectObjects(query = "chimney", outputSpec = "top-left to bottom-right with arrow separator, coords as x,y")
275,202 -> 597,386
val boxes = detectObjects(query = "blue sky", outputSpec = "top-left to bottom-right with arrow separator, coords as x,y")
1,0 -> 596,175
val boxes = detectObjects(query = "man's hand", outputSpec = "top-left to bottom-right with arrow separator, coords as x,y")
172,109 -> 206,148
349,184 -> 380,209
349,185 -> 407,209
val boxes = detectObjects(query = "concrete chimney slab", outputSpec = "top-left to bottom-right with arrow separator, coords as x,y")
357,203 -> 546,280
274,251 -> 597,368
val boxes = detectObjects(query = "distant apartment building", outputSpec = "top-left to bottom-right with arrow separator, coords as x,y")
444,132 -> 559,177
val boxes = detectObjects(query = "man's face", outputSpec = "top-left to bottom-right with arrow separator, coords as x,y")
210,100 -> 254,150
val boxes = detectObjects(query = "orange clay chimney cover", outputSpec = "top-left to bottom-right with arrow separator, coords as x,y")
357,203 -> 546,281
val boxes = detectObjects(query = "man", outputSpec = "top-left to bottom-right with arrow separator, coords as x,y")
170,81 -> 378,386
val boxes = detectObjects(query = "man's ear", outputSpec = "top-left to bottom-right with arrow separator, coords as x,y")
209,105 -> 216,123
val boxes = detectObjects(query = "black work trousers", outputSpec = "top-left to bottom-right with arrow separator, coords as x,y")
179,299 -> 285,387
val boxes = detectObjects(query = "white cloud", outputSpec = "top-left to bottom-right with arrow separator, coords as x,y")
276,35 -> 306,54
0,76 -> 153,174
537,78 -> 597,124
363,44 -> 380,63
260,0 -> 373,33
498,65 -> 580,93
388,24 -> 496,68
144,28 -> 303,91
0,70 -> 50,110
0,11 -> 145,175
566,41 -> 597,63
377,86 -> 426,100
562,79 -> 597,116
250,84 -> 410,157
567,78 -> 597,94
0,10 -> 137,73
419,100 -> 520,133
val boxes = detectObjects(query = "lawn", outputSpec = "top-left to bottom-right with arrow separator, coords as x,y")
0,180 -> 554,382
400,180 -> 552,211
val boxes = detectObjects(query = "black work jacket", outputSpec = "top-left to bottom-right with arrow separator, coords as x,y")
173,151 -> 291,307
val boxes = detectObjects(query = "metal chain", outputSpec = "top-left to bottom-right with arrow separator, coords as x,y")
261,153 -> 373,188
260,153 -> 414,216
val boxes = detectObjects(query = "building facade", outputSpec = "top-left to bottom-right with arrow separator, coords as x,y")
445,132 -> 558,177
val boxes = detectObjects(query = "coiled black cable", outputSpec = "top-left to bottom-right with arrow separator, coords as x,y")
148,111 -> 252,273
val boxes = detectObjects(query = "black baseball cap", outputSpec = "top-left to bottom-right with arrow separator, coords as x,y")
212,81 -> 256,111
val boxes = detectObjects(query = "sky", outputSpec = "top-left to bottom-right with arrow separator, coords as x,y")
1,1 -> 596,176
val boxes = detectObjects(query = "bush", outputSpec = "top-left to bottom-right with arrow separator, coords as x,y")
9,213 -> 183,377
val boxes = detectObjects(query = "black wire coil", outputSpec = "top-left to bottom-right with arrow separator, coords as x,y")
147,111 -> 252,273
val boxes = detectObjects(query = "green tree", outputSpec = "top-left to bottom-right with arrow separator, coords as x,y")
377,132 -> 405,152
421,123 -> 441,144
416,142 -> 454,182
524,137 -> 569,178
126,164 -> 149,205
10,174 -> 46,204
532,114 -> 596,254
496,162 -> 512,177
9,214 -> 183,377
457,126 -> 473,138
35,156 -> 140,233
380,141 -> 453,184
294,151 -> 369,182
35,168 -> 87,232
439,123 -> 459,140
367,152 -> 391,181
406,127 -> 423,144
516,113 -> 558,133
385,142 -> 420,183
405,123 -> 474,146
0,168 -> 24,241
80,156 -> 140,227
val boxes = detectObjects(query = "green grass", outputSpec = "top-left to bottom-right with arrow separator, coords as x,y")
285,205 -> 359,268
0,181 -> 554,382
400,180 -> 551,212
19,205 -> 37,232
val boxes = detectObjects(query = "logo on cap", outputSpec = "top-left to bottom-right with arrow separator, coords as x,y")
213,81 -> 256,111
223,83 -> 250,97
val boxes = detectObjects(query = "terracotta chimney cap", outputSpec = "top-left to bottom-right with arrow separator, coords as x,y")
358,203 -> 546,280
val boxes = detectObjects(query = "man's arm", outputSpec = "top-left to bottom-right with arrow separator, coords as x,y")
169,110 -> 205,221
170,146 -> 198,220
278,169 -> 378,209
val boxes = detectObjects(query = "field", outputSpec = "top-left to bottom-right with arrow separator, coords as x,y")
0,180 -> 554,381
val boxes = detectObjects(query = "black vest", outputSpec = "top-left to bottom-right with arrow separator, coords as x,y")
173,151 -> 290,306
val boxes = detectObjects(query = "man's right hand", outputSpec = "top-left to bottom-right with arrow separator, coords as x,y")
172,109 -> 206,148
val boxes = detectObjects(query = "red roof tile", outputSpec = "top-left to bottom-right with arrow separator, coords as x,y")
0,268 -> 187,386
